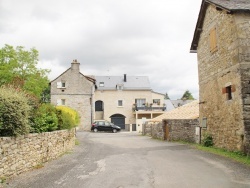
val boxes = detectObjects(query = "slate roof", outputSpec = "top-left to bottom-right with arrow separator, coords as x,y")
190,0 -> 250,52
208,0 -> 250,10
95,76 -> 151,90
149,100 -> 199,122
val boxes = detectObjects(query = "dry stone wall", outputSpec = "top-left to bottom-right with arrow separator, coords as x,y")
0,129 -> 75,178
166,119 -> 199,143
142,122 -> 165,140
143,119 -> 198,143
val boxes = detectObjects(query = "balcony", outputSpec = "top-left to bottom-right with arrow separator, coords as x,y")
132,106 -> 166,111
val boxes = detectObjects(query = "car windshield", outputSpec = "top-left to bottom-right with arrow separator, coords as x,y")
110,123 -> 114,126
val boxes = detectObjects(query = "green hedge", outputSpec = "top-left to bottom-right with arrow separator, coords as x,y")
0,86 -> 80,136
56,106 -> 80,130
31,103 -> 58,133
0,86 -> 31,136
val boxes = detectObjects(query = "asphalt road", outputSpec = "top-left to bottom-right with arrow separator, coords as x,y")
5,131 -> 250,188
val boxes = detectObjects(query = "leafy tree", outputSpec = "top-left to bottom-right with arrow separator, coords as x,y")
0,44 -> 50,99
164,92 -> 170,99
181,90 -> 195,100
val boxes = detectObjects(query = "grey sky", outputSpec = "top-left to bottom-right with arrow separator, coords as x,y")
0,0 -> 202,99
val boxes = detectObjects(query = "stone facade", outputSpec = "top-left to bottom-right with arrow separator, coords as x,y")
192,3 -> 250,153
50,60 -> 95,130
0,129 -> 75,178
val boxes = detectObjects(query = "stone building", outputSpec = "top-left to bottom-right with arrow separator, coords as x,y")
50,60 -> 95,130
51,61 -> 165,132
190,0 -> 250,153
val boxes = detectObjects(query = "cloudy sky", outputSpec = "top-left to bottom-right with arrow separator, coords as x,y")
0,0 -> 202,99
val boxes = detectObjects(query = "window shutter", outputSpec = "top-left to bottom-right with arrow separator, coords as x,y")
209,27 -> 217,52
57,99 -> 61,105
57,82 -> 61,88
231,85 -> 236,92
222,87 -> 227,94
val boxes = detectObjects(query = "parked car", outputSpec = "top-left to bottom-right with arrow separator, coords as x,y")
91,120 -> 121,133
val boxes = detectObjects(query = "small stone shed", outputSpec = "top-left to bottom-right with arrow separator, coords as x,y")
142,100 -> 200,143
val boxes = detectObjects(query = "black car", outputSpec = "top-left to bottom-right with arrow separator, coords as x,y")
91,120 -> 121,133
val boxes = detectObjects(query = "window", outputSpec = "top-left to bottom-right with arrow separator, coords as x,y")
222,85 -> 235,100
135,99 -> 146,107
118,100 -> 123,106
153,99 -> 160,105
201,117 -> 207,128
99,82 -> 104,87
57,99 -> 66,105
95,101 -> 103,111
61,99 -> 66,105
226,86 -> 232,100
57,81 -> 66,88
209,27 -> 218,53
61,82 -> 66,88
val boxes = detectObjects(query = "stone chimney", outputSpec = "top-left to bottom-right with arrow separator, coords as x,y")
71,59 -> 80,71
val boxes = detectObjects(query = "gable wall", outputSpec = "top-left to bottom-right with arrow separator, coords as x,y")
50,68 -> 94,130
197,5 -> 245,151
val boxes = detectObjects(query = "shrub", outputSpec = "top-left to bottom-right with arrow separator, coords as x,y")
31,103 -> 58,133
0,86 -> 31,136
56,106 -> 80,130
202,132 -> 214,147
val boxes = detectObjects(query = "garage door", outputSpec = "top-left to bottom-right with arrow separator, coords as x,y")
110,114 -> 125,129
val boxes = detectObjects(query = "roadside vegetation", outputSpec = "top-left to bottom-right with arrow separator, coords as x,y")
195,145 -> 250,166
0,44 -> 80,136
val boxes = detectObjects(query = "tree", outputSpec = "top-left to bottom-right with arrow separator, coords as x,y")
164,92 -> 170,99
0,44 -> 50,99
181,90 -> 195,100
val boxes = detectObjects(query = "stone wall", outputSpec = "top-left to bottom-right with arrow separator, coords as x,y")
197,4 -> 250,152
166,119 -> 199,143
142,122 -> 165,140
142,119 -> 198,142
0,129 -> 75,178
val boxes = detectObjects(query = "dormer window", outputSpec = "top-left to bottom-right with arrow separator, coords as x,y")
99,82 -> 104,87
116,84 -> 123,90
57,81 -> 66,88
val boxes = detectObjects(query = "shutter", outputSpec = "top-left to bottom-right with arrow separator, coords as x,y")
222,87 -> 227,94
57,99 -> 61,105
57,82 -> 61,88
209,27 -> 217,52
231,85 -> 236,92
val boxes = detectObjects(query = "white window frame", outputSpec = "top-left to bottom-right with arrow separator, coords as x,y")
99,82 -> 104,87
118,100 -> 123,107
57,81 -> 66,88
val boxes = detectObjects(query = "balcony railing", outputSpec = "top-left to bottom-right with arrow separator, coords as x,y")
132,106 -> 166,111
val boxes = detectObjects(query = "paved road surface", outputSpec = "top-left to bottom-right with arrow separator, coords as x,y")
6,131 -> 250,188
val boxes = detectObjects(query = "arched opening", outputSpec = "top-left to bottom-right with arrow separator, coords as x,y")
95,100 -> 103,111
110,114 -> 126,129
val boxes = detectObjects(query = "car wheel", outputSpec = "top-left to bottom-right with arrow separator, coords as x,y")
112,129 -> 117,133
93,128 -> 98,133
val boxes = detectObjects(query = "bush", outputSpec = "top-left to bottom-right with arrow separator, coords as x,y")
31,103 -> 58,133
202,132 -> 214,147
56,106 -> 80,130
0,86 -> 31,136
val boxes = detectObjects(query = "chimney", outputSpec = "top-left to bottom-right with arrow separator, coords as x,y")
71,59 -> 80,71
124,74 -> 127,82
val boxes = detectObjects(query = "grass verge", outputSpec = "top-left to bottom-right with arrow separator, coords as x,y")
194,145 -> 250,166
